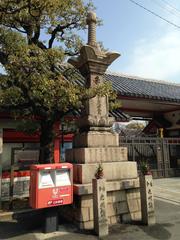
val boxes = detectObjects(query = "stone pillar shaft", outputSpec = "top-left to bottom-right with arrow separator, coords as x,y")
140,175 -> 155,225
88,22 -> 96,46
93,178 -> 108,237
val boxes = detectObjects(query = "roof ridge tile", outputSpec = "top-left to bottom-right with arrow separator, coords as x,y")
106,71 -> 180,87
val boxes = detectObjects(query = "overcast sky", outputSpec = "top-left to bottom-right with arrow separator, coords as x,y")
90,0 -> 180,83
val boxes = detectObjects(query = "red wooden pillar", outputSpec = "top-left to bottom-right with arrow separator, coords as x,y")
54,122 -> 60,163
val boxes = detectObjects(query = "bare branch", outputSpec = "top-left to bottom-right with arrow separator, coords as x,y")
33,25 -> 40,42
2,23 -> 27,33
48,21 -> 78,49
30,23 -> 45,48
64,50 -> 79,56
36,41 -> 47,49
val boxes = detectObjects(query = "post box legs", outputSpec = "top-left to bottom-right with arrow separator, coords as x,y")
43,207 -> 58,233
29,163 -> 73,233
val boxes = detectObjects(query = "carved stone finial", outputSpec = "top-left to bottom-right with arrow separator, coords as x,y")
86,11 -> 97,24
86,11 -> 97,47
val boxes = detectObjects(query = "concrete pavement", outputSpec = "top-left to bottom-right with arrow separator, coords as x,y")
153,177 -> 180,205
0,200 -> 180,240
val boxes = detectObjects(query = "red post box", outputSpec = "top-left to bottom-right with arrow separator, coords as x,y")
29,163 -> 73,209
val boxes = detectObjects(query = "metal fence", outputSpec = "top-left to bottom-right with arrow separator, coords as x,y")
119,137 -> 180,178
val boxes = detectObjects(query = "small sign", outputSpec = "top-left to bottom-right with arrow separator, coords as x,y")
47,199 -> 63,206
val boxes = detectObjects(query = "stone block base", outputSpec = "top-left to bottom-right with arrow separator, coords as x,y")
73,162 -> 138,184
59,183 -> 141,230
66,147 -> 127,163
73,131 -> 119,148
73,178 -> 140,195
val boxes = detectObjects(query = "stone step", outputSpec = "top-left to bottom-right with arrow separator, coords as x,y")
73,178 -> 140,195
73,162 -> 138,184
66,147 -> 127,163
73,131 -> 119,148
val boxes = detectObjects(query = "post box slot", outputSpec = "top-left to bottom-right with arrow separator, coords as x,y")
55,169 -> 71,187
38,170 -> 55,189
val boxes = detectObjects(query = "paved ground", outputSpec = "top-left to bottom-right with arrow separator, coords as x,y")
153,177 -> 180,205
0,177 -> 180,240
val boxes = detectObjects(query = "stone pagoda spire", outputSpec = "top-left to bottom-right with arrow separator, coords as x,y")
86,11 -> 98,47
65,12 -> 141,231
68,11 -> 120,132
68,11 -> 120,78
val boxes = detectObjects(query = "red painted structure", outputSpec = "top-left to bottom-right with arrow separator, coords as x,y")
3,128 -> 73,164
29,163 -> 73,209
3,129 -> 73,143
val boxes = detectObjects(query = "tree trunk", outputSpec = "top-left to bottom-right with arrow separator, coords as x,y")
39,120 -> 54,164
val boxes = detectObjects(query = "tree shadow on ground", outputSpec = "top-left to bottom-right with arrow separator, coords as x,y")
108,222 -> 173,240
0,212 -> 96,240
0,210 -> 43,239
138,223 -> 173,240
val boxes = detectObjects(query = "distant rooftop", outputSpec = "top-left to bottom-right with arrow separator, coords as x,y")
56,64 -> 180,103
104,72 -> 180,103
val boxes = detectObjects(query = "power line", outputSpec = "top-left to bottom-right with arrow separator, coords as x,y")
152,0 -> 180,18
128,0 -> 180,29
160,0 -> 180,14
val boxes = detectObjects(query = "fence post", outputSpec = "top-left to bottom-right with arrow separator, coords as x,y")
162,139 -> 170,177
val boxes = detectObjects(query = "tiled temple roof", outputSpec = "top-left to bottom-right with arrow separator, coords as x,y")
55,65 -> 180,121
104,72 -> 180,103
57,64 -> 180,103
2,64 -> 179,122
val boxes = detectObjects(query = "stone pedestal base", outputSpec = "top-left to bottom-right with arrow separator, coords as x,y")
59,178 -> 141,230
73,162 -> 138,184
63,131 -> 142,229
73,131 -> 119,148
66,147 -> 127,163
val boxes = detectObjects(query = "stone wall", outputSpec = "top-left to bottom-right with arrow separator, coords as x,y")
61,130 -> 142,230
59,176 -> 141,229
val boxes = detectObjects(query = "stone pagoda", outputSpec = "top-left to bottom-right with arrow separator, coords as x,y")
63,12 -> 141,229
